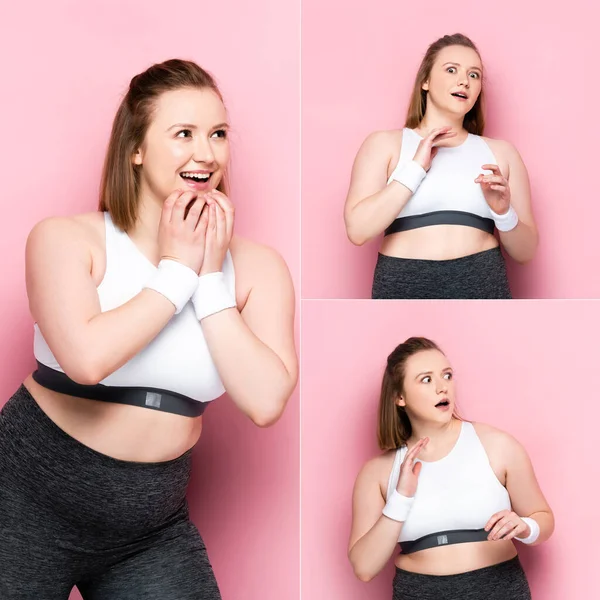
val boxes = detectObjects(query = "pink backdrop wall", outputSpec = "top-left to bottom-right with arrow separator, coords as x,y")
301,0 -> 597,299
302,300 -> 595,599
0,2 -> 299,599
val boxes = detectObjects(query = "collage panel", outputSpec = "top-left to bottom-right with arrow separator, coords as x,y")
302,299 -> 593,599
0,2 -> 299,599
302,0 -> 596,299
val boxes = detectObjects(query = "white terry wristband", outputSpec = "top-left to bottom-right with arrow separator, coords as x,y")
191,272 -> 237,321
143,259 -> 199,314
515,517 -> 540,544
382,490 -> 415,523
490,205 -> 519,232
391,160 -> 427,194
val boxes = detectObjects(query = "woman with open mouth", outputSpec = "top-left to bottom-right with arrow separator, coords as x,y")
0,59 -> 297,599
348,337 -> 553,599
344,33 -> 538,299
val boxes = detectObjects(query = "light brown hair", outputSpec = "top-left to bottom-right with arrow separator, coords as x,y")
99,59 -> 227,231
377,337 -> 462,450
405,33 -> 485,135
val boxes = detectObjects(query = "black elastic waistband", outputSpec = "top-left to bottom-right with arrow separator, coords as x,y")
32,361 -> 207,417
399,528 -> 489,554
385,211 -> 495,236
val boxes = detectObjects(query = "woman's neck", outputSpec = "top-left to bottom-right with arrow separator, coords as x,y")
407,416 -> 460,447
417,104 -> 465,136
126,188 -> 163,261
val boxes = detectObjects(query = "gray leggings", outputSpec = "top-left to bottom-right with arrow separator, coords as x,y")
392,556 -> 531,600
372,246 -> 512,299
0,385 -> 222,600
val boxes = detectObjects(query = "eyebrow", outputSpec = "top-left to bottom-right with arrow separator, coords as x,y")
443,62 -> 482,73
415,368 -> 453,379
167,122 -> 230,132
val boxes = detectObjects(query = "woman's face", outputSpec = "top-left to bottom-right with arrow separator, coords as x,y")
422,45 -> 483,117
134,87 -> 230,202
397,349 -> 456,424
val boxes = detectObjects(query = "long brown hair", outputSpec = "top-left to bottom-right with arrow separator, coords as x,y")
99,59 -> 227,231
377,337 -> 461,450
405,33 -> 486,135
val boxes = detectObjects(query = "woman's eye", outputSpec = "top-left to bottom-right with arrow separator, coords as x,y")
469,72 -> 479,79
422,376 -> 432,383
176,129 -> 192,138
447,67 -> 456,74
444,372 -> 453,380
211,129 -> 227,139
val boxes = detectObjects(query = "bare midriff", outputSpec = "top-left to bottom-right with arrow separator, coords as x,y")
23,374 -> 203,463
395,539 -> 517,575
380,225 -> 499,261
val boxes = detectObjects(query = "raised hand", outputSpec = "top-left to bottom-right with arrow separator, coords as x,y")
200,190 -> 235,275
413,127 -> 458,171
396,437 -> 429,498
485,510 -> 530,541
158,190 -> 209,274
475,164 -> 511,215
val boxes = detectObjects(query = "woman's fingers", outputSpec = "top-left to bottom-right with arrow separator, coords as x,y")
171,191 -> 197,224
185,196 -> 207,230
161,189 -> 185,224
484,510 -> 506,532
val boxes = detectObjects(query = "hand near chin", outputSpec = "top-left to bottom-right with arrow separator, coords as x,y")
475,164 -> 511,215
484,510 -> 529,541
199,190 -> 235,276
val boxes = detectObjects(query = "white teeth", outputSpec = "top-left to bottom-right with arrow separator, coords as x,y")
181,172 -> 210,181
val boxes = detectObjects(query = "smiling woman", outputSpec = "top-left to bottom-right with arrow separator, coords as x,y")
0,58 -> 297,599
344,34 -> 538,299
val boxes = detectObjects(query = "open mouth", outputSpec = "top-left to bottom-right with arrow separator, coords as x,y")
435,400 -> 450,408
179,171 -> 212,184
451,92 -> 468,100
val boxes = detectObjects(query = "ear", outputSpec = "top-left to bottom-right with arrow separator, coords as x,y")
421,80 -> 429,92
132,148 -> 143,166
395,395 -> 406,408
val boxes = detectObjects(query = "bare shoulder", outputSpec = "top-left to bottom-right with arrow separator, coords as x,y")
355,451 -> 397,496
481,136 -> 523,161
229,235 -> 291,276
359,129 -> 403,157
472,421 -> 524,455
27,211 -> 103,256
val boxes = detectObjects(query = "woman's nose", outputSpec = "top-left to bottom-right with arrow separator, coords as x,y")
193,138 -> 215,164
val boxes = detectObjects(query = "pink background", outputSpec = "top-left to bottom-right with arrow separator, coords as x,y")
0,2 -> 299,599
302,0 -> 597,299
302,300 -> 595,599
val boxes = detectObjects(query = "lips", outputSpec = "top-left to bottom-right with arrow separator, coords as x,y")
435,399 -> 450,408
451,92 -> 468,100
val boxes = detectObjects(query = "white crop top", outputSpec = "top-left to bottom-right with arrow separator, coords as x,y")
385,128 -> 499,234
386,421 -> 511,543
33,211 -> 235,404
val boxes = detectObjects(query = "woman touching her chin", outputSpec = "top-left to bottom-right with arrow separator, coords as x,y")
0,59 -> 297,599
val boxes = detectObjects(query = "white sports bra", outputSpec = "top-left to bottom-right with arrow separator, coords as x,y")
386,421 -> 511,547
33,211 -> 235,414
385,128 -> 498,235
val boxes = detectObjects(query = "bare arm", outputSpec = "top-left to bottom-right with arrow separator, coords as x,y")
502,434 -> 554,544
200,244 -> 298,427
345,128 -> 458,245
348,458 -> 403,582
344,131 -> 413,246
480,425 -> 554,545
26,217 -> 177,385
349,438 -> 428,581
481,140 -> 539,263
27,191 -> 208,385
